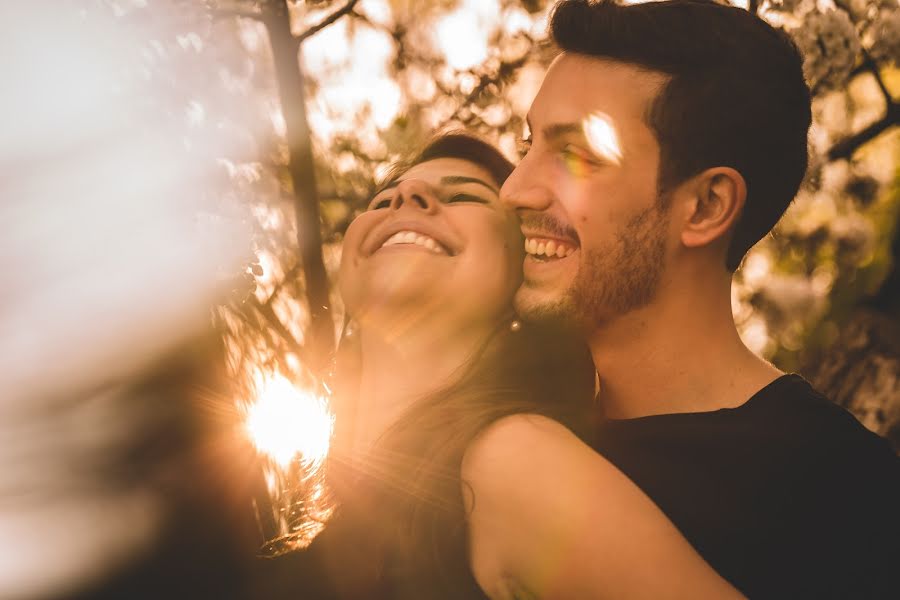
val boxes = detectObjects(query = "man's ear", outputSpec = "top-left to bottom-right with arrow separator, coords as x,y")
680,167 -> 746,249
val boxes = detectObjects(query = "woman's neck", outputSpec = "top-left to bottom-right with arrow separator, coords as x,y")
340,318 -> 494,457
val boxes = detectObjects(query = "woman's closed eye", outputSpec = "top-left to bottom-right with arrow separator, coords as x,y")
447,193 -> 489,205
368,196 -> 392,210
366,191 -> 490,210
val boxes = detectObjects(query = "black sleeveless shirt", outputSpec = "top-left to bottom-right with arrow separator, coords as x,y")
592,374 -> 900,599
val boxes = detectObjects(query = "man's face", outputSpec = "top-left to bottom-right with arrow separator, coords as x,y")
501,53 -> 672,329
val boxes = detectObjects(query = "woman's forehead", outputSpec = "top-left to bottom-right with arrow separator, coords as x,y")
400,157 -> 500,190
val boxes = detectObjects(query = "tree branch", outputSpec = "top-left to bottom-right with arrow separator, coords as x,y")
252,300 -> 309,361
263,262 -> 302,310
859,51 -> 894,107
227,300 -> 307,371
442,48 -> 533,128
827,103 -> 899,161
296,0 -> 360,44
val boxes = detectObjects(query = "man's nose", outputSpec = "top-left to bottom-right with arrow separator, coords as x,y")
391,179 -> 439,214
500,156 -> 553,212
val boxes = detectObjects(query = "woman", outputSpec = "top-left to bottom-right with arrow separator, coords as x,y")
262,134 -> 742,599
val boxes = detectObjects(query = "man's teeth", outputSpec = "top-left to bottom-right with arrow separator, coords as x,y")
380,230 -> 447,254
524,238 -> 575,258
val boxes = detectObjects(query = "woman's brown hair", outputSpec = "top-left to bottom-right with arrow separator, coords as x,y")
326,133 -> 596,599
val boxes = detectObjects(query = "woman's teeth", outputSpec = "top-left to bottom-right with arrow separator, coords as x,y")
380,230 -> 448,255
525,238 -> 575,259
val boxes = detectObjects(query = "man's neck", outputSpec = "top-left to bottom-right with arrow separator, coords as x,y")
588,272 -> 781,420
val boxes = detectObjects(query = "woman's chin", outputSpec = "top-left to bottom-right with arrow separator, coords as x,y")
349,278 -> 447,322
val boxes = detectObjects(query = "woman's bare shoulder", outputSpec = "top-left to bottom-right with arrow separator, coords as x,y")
461,414 -> 611,597
461,412 -> 598,497
461,414 -> 744,600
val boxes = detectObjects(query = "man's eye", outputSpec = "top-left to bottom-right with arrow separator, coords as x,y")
560,145 -> 599,176
447,193 -> 488,204
516,135 -> 533,158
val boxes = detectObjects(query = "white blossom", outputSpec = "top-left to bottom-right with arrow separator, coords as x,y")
869,8 -> 900,64
767,0 -> 807,14
792,9 -> 862,91
841,0 -> 877,23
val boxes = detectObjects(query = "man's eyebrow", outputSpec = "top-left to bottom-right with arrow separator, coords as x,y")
525,117 -> 586,143
440,175 -> 498,194
543,122 -> 583,141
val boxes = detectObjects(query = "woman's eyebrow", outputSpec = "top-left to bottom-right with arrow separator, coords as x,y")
373,174 -> 498,197
373,179 -> 400,196
440,175 -> 498,194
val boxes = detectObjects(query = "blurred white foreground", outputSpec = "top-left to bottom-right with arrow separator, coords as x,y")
0,4 -> 250,598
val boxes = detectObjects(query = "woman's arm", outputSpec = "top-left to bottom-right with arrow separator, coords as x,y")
461,414 -> 745,600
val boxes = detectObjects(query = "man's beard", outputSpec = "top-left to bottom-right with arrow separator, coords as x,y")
516,202 -> 669,329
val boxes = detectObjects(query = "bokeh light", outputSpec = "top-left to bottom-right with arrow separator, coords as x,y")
245,372 -> 333,469
435,0 -> 501,70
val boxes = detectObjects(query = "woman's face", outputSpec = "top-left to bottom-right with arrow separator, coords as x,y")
340,157 -> 524,332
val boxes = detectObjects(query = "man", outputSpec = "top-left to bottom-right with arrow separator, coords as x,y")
502,0 -> 900,597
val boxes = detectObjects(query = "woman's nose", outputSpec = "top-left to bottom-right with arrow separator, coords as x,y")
391,179 -> 439,214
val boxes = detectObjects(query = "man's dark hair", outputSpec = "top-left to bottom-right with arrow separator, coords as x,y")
550,0 -> 812,271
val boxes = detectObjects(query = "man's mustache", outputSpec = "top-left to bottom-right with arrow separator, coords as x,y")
519,212 -> 580,244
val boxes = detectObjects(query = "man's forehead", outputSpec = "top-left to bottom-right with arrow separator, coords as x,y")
530,53 -> 665,124
549,52 -> 668,86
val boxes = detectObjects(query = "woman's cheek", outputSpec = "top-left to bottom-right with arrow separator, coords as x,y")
497,220 -> 526,265
341,213 -> 377,261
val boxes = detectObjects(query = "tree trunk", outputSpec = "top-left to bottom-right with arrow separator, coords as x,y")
264,0 -> 335,372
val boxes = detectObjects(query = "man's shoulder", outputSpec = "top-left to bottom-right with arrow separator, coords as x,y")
723,375 -> 900,513
750,374 -> 896,459
595,373 -> 899,487
594,375 -> 900,598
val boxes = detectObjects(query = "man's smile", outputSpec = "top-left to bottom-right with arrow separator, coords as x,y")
524,237 -> 577,259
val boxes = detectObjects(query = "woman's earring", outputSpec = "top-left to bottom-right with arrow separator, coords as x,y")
509,319 -> 522,333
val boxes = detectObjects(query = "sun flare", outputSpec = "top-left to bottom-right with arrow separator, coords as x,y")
583,112 -> 623,166
244,372 -> 333,469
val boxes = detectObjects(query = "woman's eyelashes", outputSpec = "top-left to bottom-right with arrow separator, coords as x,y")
447,193 -> 489,204
368,197 -> 391,210
366,192 -> 488,210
